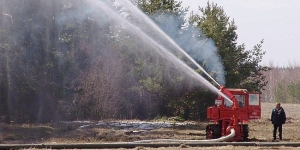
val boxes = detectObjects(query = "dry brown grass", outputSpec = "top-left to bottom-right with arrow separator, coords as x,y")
249,102 -> 300,142
1,102 -> 300,149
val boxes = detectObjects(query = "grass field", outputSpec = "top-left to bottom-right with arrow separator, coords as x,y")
249,102 -> 300,142
0,102 -> 300,149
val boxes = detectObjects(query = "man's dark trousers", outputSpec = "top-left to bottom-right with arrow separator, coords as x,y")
273,124 -> 282,140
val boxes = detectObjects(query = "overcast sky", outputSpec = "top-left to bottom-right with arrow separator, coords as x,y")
181,0 -> 300,67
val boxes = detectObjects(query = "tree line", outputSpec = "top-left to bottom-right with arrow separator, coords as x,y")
262,65 -> 300,103
0,0 -> 268,123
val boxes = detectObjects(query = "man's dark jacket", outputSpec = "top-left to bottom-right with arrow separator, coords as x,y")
271,107 -> 286,125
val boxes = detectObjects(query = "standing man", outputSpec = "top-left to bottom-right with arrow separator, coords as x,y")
271,102 -> 286,141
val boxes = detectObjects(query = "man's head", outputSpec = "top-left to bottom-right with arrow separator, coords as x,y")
276,102 -> 281,109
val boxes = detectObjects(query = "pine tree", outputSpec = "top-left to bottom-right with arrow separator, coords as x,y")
190,2 -> 270,92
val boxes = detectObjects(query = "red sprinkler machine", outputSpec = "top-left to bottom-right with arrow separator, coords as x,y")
206,86 -> 261,141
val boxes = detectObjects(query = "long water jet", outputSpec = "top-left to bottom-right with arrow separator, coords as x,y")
0,0 -> 234,123
117,0 -> 222,87
93,0 -> 232,103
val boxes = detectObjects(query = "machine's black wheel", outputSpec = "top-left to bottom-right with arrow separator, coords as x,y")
242,124 -> 249,141
206,124 -> 221,139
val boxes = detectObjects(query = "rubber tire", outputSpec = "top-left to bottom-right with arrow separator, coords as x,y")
206,124 -> 221,139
